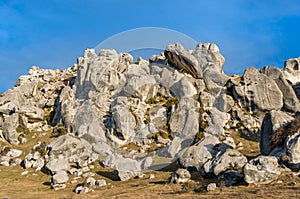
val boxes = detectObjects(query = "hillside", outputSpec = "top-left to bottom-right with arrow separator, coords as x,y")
1,43 -> 300,198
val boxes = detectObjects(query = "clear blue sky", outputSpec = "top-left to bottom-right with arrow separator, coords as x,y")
1,0 -> 300,92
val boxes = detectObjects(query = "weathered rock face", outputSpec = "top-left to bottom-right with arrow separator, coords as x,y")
260,110 -> 294,155
178,135 -> 219,170
261,66 -> 300,112
169,168 -> 191,184
201,148 -> 247,176
165,43 -> 201,79
193,43 -> 228,96
284,131 -> 300,170
283,57 -> 300,85
244,155 -> 281,184
46,135 -> 96,174
234,67 -> 283,111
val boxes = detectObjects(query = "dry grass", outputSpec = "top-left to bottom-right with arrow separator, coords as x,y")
1,127 -> 300,198
1,163 -> 300,199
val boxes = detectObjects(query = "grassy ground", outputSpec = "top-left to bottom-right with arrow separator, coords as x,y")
1,130 -> 300,198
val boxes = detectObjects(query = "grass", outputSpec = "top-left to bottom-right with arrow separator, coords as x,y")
271,116 -> 300,150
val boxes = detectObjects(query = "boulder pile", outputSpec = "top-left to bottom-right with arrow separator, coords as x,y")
1,42 -> 300,193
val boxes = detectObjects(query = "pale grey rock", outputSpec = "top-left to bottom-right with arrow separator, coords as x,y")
75,49 -> 132,99
0,155 -> 10,166
45,158 -> 70,174
68,168 -> 82,176
170,77 -> 197,99
199,91 -> 215,108
111,102 -> 136,143
192,43 -> 225,73
285,132 -> 300,170
275,76 -> 300,112
18,106 -> 44,121
213,94 -> 235,112
74,186 -> 90,194
0,90 -> 26,114
202,149 -> 247,176
261,66 -> 300,112
95,179 -> 106,187
178,135 -> 219,170
165,43 -> 201,79
123,75 -> 158,101
51,86 -> 75,133
234,67 -> 283,111
21,170 -> 29,175
150,63 -> 184,90
260,110 -> 294,155
160,98 -> 199,158
260,66 -> 283,79
6,149 -> 22,158
47,135 -> 93,170
92,141 -> 112,156
207,183 -> 217,192
222,137 -> 236,149
206,107 -> 230,137
148,104 -> 168,133
192,43 -> 228,94
32,157 -> 44,171
84,176 -> 97,189
283,57 -> 300,85
169,168 -> 191,184
2,113 -> 20,145
244,155 -> 281,184
169,98 -> 199,138
115,154 -> 152,181
51,170 -> 69,185
74,101 -> 107,143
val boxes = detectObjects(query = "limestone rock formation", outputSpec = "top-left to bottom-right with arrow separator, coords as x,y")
244,156 -> 281,184
1,41 -> 300,194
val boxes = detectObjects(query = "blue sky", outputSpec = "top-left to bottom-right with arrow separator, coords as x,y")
1,0 -> 300,92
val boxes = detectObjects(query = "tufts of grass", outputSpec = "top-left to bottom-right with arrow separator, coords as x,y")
271,116 -> 300,150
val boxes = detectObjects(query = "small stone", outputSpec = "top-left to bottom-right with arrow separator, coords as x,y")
149,174 -> 155,179
0,161 -> 10,166
75,186 -> 90,194
51,170 -> 69,185
6,149 -> 23,158
95,179 -> 107,187
288,181 -> 297,186
21,170 -> 29,175
207,183 -> 217,192
14,158 -> 22,165
169,168 -> 191,184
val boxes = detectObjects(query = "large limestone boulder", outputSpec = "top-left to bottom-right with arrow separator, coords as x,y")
192,43 -> 228,95
234,67 -> 283,111
260,110 -> 294,155
261,66 -> 300,112
2,113 -> 20,145
178,135 -> 219,170
46,135 -> 96,173
205,107 -> 230,137
244,155 -> 281,184
165,43 -> 201,79
74,101 -> 107,144
284,131 -> 300,170
192,43 -> 225,73
201,148 -> 247,176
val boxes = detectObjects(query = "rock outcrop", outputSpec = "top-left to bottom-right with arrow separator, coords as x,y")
0,41 -> 300,194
